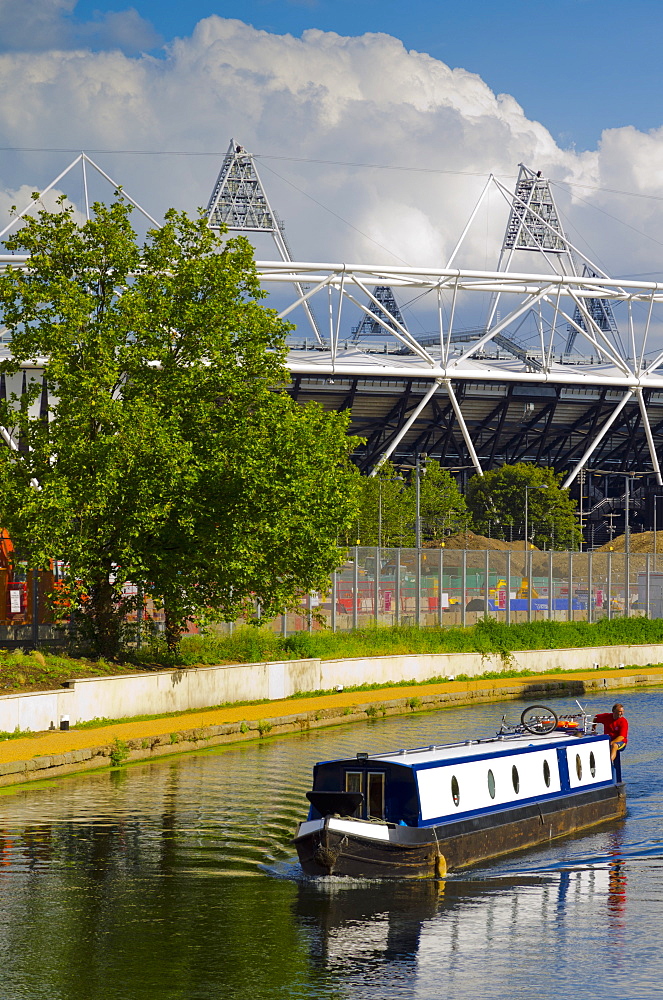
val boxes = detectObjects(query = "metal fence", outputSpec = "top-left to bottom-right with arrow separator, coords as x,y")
263,548 -> 663,634
3,548 -> 663,646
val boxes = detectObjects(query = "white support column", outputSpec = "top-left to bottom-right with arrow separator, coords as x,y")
563,391 -> 635,488
444,380 -> 484,477
0,426 -> 40,490
277,276 -> 333,321
637,387 -> 663,486
370,379 -> 443,475
445,174 -> 494,269
452,285 -> 555,366
0,154 -> 83,241
86,155 -> 162,228
344,284 -> 435,364
82,154 -> 90,221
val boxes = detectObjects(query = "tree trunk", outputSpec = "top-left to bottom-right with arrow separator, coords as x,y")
164,605 -> 185,654
84,578 -> 123,659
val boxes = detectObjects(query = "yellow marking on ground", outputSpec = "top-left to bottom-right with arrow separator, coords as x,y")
0,667 -> 661,766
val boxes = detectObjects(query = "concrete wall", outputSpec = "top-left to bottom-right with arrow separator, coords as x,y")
1,642 -> 662,735
0,687 -> 73,734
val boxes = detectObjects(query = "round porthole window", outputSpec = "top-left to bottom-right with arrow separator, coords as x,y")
451,775 -> 460,807
512,765 -> 520,794
487,769 -> 496,799
589,752 -> 596,778
576,754 -> 583,780
543,759 -> 551,787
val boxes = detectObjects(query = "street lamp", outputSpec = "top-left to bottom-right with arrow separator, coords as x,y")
415,453 -> 428,550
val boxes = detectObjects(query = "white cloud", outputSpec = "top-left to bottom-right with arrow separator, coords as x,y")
0,12 -> 661,289
0,0 -> 160,54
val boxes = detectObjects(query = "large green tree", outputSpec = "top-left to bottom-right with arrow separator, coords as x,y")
0,197 -> 360,655
352,459 -> 466,546
465,462 -> 581,549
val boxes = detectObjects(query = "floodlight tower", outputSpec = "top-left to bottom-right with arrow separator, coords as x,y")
501,166 -> 573,262
351,285 -> 409,344
487,165 -> 578,337
489,164 -> 619,360
565,264 -> 620,355
207,139 -> 323,345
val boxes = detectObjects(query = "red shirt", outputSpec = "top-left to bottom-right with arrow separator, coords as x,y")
594,713 -> 628,744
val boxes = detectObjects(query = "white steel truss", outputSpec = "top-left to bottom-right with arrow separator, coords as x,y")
1,152 -> 662,489
0,152 -> 160,242
253,258 -> 663,483
206,139 -> 323,344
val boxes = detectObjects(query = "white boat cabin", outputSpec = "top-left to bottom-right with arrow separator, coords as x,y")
307,733 -> 615,828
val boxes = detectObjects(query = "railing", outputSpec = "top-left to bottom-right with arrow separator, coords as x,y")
1,547 -> 661,646
257,546 -> 663,635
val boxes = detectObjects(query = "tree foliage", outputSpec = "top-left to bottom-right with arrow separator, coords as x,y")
465,462 -> 581,549
351,459 -> 466,546
0,197 -> 361,655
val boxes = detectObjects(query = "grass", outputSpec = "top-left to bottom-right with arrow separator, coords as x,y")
122,616 -> 663,671
2,617 -> 663,697
0,648 -> 146,695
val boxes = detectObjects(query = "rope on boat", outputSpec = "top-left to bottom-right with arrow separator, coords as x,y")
433,827 -> 448,878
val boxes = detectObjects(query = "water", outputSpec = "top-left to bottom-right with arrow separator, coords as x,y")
0,689 -> 662,999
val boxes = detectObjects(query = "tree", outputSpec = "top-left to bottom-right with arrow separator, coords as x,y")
465,462 -> 581,549
351,463 -> 410,547
417,460 -> 468,543
352,459 -> 466,547
0,197 -> 361,655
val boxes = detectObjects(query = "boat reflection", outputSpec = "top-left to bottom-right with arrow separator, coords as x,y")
296,864 -> 622,986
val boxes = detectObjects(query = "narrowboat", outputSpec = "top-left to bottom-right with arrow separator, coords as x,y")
294,704 -> 627,878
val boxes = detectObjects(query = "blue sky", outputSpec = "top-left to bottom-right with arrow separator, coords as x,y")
70,0 -> 663,151
1,0 -> 663,283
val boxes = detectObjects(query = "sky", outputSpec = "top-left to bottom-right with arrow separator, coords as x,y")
1,0 -> 663,287
51,0 -> 663,150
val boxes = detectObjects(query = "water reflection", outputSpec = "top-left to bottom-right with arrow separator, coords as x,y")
0,690 -> 661,999
295,867 -> 624,998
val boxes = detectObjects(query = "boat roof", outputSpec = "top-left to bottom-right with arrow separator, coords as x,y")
319,732 -> 606,770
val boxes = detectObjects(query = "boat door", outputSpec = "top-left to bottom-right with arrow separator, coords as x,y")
344,769 -> 386,820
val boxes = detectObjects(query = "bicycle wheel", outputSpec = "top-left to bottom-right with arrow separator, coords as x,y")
521,704 -> 558,734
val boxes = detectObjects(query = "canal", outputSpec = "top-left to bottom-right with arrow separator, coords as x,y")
0,688 -> 661,999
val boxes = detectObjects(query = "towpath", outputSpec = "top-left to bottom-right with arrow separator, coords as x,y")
1,666 -> 661,787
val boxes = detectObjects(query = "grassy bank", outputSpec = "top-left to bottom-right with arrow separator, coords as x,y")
143,616 -> 663,667
2,616 -> 663,694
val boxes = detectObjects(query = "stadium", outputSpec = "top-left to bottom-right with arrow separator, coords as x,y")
3,144 -> 663,548
207,142 -> 663,546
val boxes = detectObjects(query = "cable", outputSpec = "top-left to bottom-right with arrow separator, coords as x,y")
4,143 -> 663,208
6,143 -> 663,213
550,180 -> 663,250
257,160 -> 412,266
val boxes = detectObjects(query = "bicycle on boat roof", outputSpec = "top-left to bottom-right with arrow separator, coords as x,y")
500,700 -> 593,736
